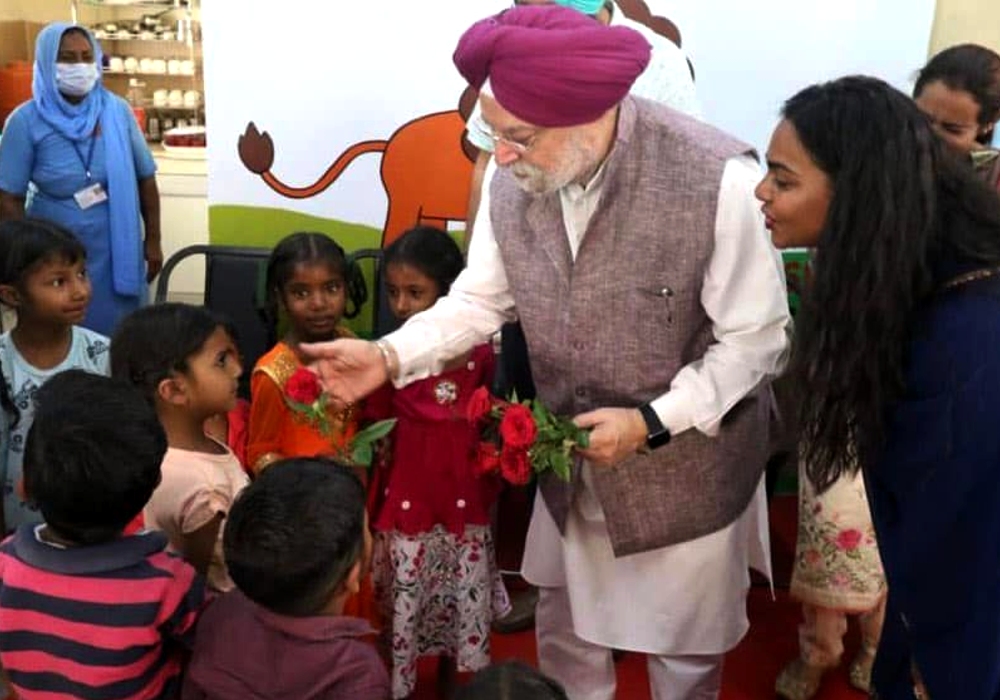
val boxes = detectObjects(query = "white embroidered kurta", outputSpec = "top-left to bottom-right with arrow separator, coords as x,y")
386,154 -> 790,655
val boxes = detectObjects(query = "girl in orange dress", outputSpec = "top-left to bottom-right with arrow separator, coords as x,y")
247,231 -> 374,618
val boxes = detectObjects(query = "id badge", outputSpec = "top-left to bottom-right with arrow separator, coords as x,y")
73,182 -> 108,210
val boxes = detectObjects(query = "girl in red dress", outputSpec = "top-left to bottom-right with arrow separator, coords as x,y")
368,226 -> 509,699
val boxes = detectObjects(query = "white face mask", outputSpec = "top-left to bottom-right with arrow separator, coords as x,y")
55,62 -> 98,97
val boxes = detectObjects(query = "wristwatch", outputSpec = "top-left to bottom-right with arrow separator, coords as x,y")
638,402 -> 672,450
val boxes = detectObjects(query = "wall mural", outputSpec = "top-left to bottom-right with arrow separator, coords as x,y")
203,0 -> 935,330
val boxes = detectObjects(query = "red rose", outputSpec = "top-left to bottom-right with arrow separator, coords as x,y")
835,528 -> 863,551
466,386 -> 494,423
285,367 -> 323,404
474,442 -> 502,476
499,403 -> 537,449
500,447 -> 532,485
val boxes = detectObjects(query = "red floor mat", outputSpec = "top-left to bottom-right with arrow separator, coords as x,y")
410,495 -> 867,699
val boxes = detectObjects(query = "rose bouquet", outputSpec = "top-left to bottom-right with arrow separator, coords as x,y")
466,387 -> 589,485
284,367 -> 395,467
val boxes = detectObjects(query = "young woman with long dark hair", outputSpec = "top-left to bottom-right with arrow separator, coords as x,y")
757,75 -> 1000,699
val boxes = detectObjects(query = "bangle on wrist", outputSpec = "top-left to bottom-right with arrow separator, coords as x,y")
374,339 -> 399,380
253,452 -> 281,474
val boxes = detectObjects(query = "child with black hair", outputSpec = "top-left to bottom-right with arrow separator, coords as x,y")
0,218 -> 110,534
914,43 -> 1000,190
454,662 -> 569,700
247,232 -> 368,474
0,359 -> 13,523
111,303 -> 248,592
182,458 -> 390,700
0,370 -> 205,699
367,226 -> 508,699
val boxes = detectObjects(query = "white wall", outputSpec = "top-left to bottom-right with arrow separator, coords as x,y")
2,0 -> 70,23
651,0 -> 936,154
931,0 -> 1000,54
205,0 -> 937,230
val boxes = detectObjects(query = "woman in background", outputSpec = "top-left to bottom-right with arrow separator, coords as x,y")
914,43 -> 1000,192
0,22 -> 161,335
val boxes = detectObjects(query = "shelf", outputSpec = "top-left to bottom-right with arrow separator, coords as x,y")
79,1 -> 191,8
142,104 -> 201,111
95,36 -> 197,43
103,70 -> 199,77
75,0 -> 204,145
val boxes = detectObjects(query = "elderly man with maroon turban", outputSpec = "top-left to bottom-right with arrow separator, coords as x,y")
304,6 -> 791,699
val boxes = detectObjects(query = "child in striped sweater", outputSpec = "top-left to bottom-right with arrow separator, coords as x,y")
0,371 -> 206,700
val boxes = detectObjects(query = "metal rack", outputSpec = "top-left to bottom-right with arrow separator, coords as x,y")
71,0 -> 203,141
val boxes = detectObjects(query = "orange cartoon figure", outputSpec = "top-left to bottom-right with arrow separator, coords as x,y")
236,4 -> 686,250
238,89 -> 478,249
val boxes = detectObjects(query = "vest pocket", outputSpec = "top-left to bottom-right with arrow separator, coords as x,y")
635,285 -> 675,325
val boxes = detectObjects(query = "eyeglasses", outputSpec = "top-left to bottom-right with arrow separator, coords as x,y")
469,115 -> 540,155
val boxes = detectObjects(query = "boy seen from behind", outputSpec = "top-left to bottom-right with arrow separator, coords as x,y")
0,370 -> 205,700
183,458 -> 389,700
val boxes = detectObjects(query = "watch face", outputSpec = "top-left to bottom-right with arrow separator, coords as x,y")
639,403 -> 669,449
647,429 -> 671,449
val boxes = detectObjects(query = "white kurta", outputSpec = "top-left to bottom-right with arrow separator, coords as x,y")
385,153 -> 791,654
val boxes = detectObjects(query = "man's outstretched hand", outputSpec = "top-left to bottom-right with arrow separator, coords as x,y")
299,339 -> 389,406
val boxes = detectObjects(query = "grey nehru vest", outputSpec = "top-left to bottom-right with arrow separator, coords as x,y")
490,96 -> 770,556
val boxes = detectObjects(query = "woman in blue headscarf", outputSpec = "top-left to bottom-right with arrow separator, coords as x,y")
0,23 -> 161,336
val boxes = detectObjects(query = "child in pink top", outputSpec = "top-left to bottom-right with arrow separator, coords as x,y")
112,303 -> 248,592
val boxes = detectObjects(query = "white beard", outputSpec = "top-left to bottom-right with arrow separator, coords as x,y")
510,133 -> 598,195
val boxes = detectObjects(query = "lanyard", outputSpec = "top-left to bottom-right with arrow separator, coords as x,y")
70,122 -> 99,181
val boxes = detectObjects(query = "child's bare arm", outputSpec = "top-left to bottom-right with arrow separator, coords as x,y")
180,514 -> 223,578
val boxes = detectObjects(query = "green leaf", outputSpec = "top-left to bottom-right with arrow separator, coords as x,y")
532,402 -> 549,426
352,419 -> 397,445
538,426 -> 560,442
551,452 -> 571,481
351,443 -> 374,467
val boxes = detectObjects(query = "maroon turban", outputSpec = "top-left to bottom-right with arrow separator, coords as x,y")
453,5 -> 651,128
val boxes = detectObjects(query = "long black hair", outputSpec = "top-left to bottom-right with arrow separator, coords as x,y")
263,233 -> 367,342
915,43 -> 1000,146
383,226 -> 465,297
785,76 -> 1000,491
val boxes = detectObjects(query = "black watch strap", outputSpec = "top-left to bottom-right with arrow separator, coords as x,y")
638,402 -> 671,450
